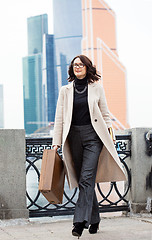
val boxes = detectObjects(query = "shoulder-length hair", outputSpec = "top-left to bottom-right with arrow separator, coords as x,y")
67,55 -> 101,83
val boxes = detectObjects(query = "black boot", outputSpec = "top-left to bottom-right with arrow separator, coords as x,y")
72,222 -> 85,238
89,222 -> 99,234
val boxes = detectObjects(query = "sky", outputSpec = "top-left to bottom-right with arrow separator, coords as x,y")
0,0 -> 152,129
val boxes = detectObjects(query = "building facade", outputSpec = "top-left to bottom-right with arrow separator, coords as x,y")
43,34 -> 56,123
53,0 -> 83,90
82,0 -> 128,128
0,85 -> 4,128
27,14 -> 48,55
23,54 -> 42,134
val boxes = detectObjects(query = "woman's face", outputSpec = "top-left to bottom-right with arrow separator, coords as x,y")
73,57 -> 87,79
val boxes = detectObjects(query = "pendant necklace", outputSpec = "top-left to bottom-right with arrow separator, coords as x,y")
73,81 -> 87,94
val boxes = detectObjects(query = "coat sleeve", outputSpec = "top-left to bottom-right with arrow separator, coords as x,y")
98,84 -> 116,141
52,87 -> 64,147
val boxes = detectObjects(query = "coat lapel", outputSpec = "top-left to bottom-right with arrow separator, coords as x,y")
63,82 -> 74,143
66,82 -> 73,121
88,82 -> 96,115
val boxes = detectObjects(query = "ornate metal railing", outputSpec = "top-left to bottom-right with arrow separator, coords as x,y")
26,135 -> 131,217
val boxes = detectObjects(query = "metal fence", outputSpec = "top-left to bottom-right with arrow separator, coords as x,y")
26,135 -> 131,218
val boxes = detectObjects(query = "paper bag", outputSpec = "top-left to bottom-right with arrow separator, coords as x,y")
39,149 -> 65,204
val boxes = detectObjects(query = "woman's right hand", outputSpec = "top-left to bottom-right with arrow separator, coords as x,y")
52,145 -> 59,151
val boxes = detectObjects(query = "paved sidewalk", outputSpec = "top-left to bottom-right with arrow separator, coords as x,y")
0,216 -> 152,240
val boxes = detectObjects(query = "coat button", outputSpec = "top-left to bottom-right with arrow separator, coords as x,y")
94,119 -> 97,122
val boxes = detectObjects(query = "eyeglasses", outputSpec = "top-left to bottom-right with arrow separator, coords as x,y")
73,63 -> 85,68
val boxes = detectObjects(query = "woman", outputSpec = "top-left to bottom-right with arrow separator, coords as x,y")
52,55 -> 126,238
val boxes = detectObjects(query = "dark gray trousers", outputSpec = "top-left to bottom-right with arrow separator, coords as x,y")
68,124 -> 103,228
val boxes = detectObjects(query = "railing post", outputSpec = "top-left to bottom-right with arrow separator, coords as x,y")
0,129 -> 29,219
125,128 -> 152,213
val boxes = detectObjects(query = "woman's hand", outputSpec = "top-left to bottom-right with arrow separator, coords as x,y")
52,145 -> 59,151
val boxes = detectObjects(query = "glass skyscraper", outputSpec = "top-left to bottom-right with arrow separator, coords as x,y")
0,84 -> 4,128
28,14 -> 48,55
23,54 -> 42,134
53,0 -> 82,90
23,14 -> 55,134
43,34 -> 56,123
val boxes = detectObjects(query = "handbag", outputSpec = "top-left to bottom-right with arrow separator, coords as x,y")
39,149 -> 65,204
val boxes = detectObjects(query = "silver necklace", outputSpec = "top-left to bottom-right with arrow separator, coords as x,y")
73,81 -> 88,94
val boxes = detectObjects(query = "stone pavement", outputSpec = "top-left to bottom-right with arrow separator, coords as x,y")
0,215 -> 152,240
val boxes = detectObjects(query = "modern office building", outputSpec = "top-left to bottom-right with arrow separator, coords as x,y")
23,14 -> 56,134
53,0 -> 129,128
28,14 -> 48,55
23,54 -> 42,134
42,34 -> 56,122
82,0 -> 128,128
53,0 -> 83,89
0,85 -> 4,128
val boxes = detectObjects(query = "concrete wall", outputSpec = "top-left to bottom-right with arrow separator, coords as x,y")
0,130 -> 29,219
116,128 -> 152,213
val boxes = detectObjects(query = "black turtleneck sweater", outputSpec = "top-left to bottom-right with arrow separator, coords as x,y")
71,76 -> 91,125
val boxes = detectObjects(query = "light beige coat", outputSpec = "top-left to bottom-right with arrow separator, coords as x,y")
52,81 -> 126,189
